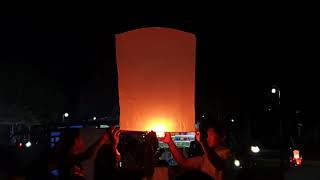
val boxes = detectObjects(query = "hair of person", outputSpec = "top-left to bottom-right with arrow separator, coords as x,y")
206,122 -> 227,137
56,128 -> 81,156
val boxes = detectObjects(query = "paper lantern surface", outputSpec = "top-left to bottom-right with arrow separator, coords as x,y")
116,27 -> 195,133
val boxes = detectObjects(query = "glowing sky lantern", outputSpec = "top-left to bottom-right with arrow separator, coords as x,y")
116,27 -> 196,135
293,150 -> 300,159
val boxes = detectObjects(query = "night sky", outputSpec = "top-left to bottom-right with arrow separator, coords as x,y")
0,11 -> 313,138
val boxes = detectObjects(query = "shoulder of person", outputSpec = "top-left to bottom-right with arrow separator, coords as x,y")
215,146 -> 232,159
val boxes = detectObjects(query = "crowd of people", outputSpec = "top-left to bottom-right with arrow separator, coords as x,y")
49,123 -> 234,180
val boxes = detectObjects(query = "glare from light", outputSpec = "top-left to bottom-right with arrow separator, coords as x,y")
293,150 -> 300,159
25,141 -> 32,148
152,125 -> 165,137
271,88 -> 277,94
93,117 -> 97,120
231,119 -> 235,123
234,159 -> 240,167
202,115 -> 205,118
296,159 -> 301,165
64,113 -> 69,117
251,145 -> 260,153
100,125 -> 109,129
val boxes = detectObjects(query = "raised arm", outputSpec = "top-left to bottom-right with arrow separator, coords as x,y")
195,130 -> 229,171
160,132 -> 201,169
71,126 -> 120,163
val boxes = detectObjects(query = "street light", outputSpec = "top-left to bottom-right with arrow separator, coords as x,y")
271,85 -> 280,104
251,145 -> 260,153
93,117 -> 97,121
62,113 -> 69,122
234,159 -> 240,167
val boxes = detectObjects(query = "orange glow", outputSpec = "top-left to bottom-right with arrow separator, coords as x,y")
296,159 -> 301,165
293,150 -> 300,159
151,125 -> 165,137
145,118 -> 173,137
116,27 -> 196,133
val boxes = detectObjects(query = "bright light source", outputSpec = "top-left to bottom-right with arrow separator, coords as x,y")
292,149 -> 302,166
231,119 -> 235,123
93,117 -> 97,120
234,159 -> 240,167
100,125 -> 109,129
25,141 -> 32,148
271,88 -> 277,94
251,145 -> 260,153
18,142 -> 23,148
296,159 -> 302,165
64,113 -> 69,117
152,125 -> 165,137
202,115 -> 205,118
293,150 -> 300,159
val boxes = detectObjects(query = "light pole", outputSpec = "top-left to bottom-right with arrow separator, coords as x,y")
271,85 -> 280,104
272,85 -> 285,171
62,113 -> 69,123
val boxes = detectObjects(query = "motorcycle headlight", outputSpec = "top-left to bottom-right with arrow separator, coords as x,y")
234,159 -> 241,167
250,145 -> 260,153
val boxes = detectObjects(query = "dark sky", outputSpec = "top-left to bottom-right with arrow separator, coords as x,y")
0,12 -> 312,130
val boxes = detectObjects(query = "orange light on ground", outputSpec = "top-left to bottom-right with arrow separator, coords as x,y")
116,27 -> 196,133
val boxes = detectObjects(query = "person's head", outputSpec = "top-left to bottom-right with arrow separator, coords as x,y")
58,129 -> 85,155
206,123 -> 226,148
145,131 -> 159,151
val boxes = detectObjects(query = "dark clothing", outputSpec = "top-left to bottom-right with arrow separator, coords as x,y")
59,153 -> 89,180
94,144 -> 118,180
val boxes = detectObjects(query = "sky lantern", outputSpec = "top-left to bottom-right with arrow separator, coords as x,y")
116,27 -> 196,135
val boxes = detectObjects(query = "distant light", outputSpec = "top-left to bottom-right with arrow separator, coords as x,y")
251,145 -> 260,153
18,142 -> 23,148
231,119 -> 235,123
100,125 -> 109,129
69,125 -> 83,129
64,113 -> 69,117
296,159 -> 302,165
25,141 -> 32,148
93,117 -> 97,120
202,115 -> 205,118
293,150 -> 300,159
51,132 -> 61,137
271,88 -> 277,94
234,159 -> 240,167
51,169 -> 59,176
293,149 -> 302,166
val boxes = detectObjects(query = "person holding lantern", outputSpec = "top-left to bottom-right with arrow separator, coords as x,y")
160,123 -> 232,180
50,126 -> 119,180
